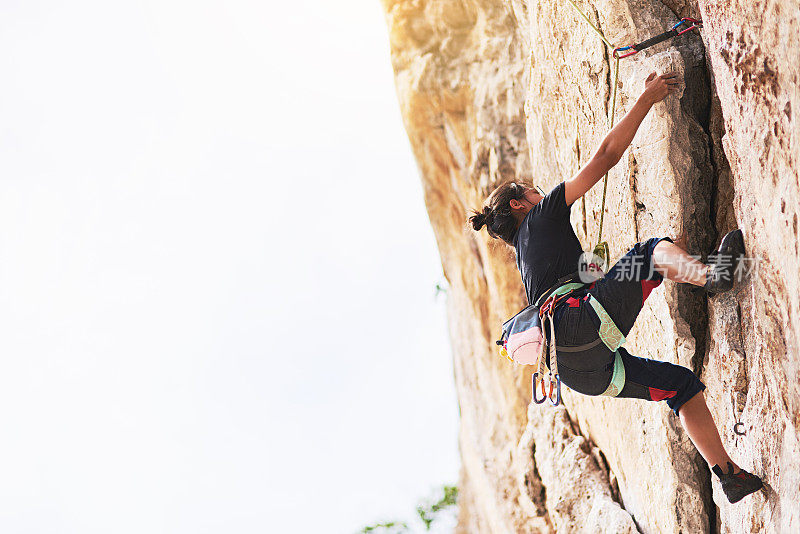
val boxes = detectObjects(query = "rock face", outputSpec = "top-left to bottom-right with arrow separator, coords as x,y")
381,0 -> 799,532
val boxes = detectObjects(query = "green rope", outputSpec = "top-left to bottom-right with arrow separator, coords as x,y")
564,0 -> 621,260
596,57 -> 619,247
564,0 -> 613,48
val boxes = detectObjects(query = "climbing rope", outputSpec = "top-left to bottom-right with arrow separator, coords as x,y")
562,0 -> 702,267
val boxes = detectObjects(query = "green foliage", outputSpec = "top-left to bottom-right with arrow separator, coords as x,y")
434,282 -> 448,298
359,520 -> 408,533
416,485 -> 458,531
358,485 -> 458,534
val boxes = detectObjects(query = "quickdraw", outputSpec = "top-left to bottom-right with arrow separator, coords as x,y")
532,313 -> 562,406
613,19 -> 703,59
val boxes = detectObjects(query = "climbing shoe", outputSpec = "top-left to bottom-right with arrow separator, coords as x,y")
712,462 -> 763,503
703,229 -> 745,294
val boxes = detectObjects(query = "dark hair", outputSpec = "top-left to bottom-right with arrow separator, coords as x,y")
468,181 -> 529,245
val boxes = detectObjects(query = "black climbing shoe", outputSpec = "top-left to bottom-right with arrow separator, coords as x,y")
703,229 -> 745,294
712,462 -> 763,503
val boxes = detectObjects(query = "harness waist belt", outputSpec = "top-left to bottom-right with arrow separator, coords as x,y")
532,279 -> 628,406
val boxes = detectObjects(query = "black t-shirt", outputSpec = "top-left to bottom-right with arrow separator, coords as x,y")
513,181 -> 584,305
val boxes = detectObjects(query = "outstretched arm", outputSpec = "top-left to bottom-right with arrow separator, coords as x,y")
564,72 -> 680,205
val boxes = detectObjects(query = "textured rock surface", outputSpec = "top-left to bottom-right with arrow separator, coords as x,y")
698,1 -> 800,531
382,0 -> 799,532
513,404 -> 639,533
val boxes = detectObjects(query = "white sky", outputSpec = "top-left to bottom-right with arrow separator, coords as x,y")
0,1 -> 460,533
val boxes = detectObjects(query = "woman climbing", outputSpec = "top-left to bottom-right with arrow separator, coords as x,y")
468,71 -> 763,504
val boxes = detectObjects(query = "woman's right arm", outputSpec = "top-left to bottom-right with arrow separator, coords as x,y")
564,72 -> 679,205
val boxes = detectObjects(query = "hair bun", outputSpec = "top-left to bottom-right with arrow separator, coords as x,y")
482,207 -> 494,227
469,207 -> 492,231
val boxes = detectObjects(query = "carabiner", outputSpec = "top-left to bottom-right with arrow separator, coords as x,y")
674,18 -> 702,36
548,374 -> 562,406
613,46 -> 637,59
532,373 -> 547,404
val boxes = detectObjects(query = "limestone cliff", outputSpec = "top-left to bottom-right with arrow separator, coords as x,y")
381,0 -> 799,532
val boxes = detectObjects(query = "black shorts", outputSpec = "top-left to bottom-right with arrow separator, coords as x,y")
551,237 -> 706,416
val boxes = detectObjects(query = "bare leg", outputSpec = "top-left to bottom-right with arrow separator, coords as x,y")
652,240 -> 708,286
678,392 -> 740,471
653,242 -> 744,472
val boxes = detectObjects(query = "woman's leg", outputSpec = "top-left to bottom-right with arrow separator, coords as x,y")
580,238 -> 746,476
650,241 -> 743,469
680,389 -> 763,503
611,346 -> 743,474
652,239 -> 709,286
677,391 -> 740,471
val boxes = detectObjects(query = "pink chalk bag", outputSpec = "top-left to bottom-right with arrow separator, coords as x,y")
496,273 -> 585,405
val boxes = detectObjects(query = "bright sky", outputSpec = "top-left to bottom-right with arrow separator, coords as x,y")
0,1 -> 459,533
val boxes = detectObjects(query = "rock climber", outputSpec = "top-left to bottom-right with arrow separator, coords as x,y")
468,71 -> 763,503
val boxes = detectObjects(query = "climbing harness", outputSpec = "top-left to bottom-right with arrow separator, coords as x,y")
601,350 -> 626,396
497,273 -> 629,406
586,294 -> 626,350
535,284 -> 629,405
563,0 -> 702,268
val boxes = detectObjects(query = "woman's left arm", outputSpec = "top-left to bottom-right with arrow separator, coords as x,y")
564,72 -> 680,205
